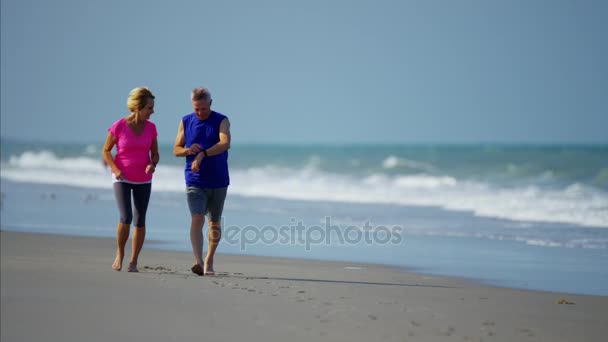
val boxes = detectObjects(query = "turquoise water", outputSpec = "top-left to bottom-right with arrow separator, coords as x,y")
1,139 -> 607,295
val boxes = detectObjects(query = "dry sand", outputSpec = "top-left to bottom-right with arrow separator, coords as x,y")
1,231 -> 607,341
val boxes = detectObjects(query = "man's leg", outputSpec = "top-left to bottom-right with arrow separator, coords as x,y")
204,221 -> 221,275
203,187 -> 227,275
190,214 -> 205,267
186,186 -> 207,275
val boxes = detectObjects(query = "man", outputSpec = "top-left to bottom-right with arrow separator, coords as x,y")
174,87 -> 231,276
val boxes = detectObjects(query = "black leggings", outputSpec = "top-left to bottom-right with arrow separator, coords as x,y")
113,182 -> 152,227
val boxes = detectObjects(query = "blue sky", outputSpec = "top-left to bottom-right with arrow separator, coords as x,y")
1,0 -> 607,144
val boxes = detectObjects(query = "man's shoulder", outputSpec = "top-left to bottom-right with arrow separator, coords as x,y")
211,111 -> 228,121
182,113 -> 195,121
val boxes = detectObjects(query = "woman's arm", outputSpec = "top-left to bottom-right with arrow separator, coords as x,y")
102,132 -> 123,180
146,137 -> 160,174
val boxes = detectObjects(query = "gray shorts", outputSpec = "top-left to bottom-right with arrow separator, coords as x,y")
186,186 -> 227,222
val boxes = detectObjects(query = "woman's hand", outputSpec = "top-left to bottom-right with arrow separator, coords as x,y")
145,163 -> 156,174
114,169 -> 124,180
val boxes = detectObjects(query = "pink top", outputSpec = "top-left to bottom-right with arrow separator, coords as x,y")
109,118 -> 157,183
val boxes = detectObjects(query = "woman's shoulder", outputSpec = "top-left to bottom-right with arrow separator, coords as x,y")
145,120 -> 158,137
113,117 -> 128,127
109,117 -> 127,134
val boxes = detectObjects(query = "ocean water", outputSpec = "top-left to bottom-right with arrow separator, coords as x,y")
1,139 -> 607,295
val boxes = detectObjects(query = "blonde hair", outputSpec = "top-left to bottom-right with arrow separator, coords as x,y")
127,87 -> 155,124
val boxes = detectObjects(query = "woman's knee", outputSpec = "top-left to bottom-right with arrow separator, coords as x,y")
133,215 -> 146,227
119,214 -> 133,225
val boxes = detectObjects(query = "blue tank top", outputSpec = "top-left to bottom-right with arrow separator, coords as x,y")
183,111 -> 230,188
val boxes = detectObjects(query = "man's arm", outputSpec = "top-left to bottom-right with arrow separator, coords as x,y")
191,118 -> 231,172
203,118 -> 231,157
173,120 -> 202,157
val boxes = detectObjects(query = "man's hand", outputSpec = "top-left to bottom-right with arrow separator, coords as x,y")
191,153 -> 204,172
187,143 -> 203,155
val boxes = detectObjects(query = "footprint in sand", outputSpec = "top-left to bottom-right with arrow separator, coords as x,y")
439,326 -> 455,336
517,328 -> 535,337
368,314 -> 378,320
143,265 -> 174,272
410,320 -> 421,327
482,320 -> 495,327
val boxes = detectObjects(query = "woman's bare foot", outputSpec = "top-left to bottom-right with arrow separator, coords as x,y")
112,255 -> 123,271
127,262 -> 138,272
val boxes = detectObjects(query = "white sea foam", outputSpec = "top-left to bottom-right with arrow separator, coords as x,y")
2,150 -> 608,228
381,155 -> 436,172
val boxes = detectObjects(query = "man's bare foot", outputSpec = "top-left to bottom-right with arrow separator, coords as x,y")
191,264 -> 204,276
204,259 -> 215,276
127,262 -> 138,272
112,255 -> 122,271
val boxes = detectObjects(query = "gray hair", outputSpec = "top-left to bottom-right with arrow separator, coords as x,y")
191,87 -> 212,102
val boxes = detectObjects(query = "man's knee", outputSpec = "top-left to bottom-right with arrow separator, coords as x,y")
191,214 -> 205,226
209,221 -> 222,242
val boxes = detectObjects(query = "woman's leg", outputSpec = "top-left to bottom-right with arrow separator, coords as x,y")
113,223 -> 130,271
129,183 -> 152,272
112,182 -> 133,271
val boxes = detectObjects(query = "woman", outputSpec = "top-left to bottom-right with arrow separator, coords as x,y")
102,87 -> 159,272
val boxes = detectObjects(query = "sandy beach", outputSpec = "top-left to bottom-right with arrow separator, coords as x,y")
1,231 -> 607,342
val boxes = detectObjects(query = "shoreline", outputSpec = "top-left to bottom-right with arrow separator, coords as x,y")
2,230 -> 607,341
1,227 -> 605,297
2,176 -> 608,297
